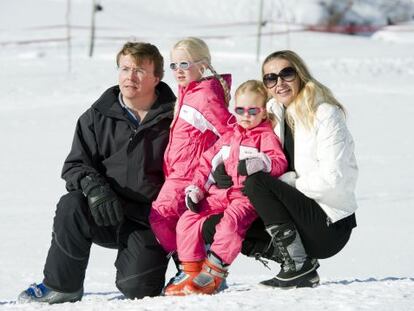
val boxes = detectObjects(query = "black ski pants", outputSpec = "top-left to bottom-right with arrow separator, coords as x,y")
42,190 -> 169,299
203,172 -> 356,259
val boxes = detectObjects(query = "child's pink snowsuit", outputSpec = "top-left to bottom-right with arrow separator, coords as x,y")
150,75 -> 234,253
176,121 -> 288,264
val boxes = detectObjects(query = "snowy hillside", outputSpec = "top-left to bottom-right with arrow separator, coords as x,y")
1,0 -> 414,310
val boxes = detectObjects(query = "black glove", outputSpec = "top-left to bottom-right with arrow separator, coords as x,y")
80,175 -> 124,226
185,195 -> 199,213
184,185 -> 203,213
212,163 -> 233,189
237,159 -> 248,176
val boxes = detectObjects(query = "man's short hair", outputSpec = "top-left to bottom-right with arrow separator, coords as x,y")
116,42 -> 164,80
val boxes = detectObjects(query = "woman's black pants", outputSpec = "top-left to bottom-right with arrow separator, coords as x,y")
203,172 -> 356,259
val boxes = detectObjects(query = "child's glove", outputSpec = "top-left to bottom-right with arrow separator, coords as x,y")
238,157 -> 266,176
185,185 -> 204,213
212,163 -> 233,189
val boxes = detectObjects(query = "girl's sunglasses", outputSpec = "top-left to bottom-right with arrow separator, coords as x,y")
169,61 -> 201,71
234,107 -> 264,116
263,66 -> 297,89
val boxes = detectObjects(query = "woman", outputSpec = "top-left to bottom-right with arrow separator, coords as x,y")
203,50 -> 358,289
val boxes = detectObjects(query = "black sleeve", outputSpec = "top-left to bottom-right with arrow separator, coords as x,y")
61,109 -> 102,191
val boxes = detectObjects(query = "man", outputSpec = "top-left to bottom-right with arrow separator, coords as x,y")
18,42 -> 176,303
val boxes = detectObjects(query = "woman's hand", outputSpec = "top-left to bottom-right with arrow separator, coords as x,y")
279,171 -> 297,187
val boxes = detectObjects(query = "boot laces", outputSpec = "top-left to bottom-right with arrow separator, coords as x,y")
254,253 -> 271,270
262,236 -> 283,263
276,240 -> 296,272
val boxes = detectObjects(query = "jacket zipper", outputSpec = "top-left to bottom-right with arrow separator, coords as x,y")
129,129 -> 137,141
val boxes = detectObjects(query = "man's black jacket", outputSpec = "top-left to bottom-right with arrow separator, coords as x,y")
61,82 -> 176,221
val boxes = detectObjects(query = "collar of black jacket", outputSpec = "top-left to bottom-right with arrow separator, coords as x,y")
92,81 -> 176,123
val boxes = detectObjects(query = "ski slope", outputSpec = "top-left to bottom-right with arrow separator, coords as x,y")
1,0 -> 414,310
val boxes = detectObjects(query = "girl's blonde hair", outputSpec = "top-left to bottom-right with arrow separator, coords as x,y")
235,80 -> 277,128
262,50 -> 345,129
172,37 -> 231,106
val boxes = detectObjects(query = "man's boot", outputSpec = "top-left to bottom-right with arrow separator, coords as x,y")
261,223 -> 320,288
184,252 -> 229,295
163,261 -> 203,296
18,283 -> 83,304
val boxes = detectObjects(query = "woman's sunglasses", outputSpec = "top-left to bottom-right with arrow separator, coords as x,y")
169,61 -> 201,71
263,66 -> 297,89
234,107 -> 264,116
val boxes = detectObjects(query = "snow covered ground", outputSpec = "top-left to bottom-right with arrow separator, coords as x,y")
1,0 -> 414,310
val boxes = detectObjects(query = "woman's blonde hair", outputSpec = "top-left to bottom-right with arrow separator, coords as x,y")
262,50 -> 344,129
172,37 -> 231,106
235,80 -> 277,128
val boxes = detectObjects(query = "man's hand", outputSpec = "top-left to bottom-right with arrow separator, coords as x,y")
184,185 -> 204,213
212,163 -> 233,189
237,157 -> 265,176
80,175 -> 124,226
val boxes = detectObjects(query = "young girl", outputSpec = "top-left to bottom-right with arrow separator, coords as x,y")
150,37 -> 234,255
164,80 -> 288,296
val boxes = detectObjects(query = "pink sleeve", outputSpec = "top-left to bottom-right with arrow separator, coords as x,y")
201,93 -> 235,136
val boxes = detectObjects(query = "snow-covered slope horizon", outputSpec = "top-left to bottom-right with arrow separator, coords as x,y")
1,0 -> 414,310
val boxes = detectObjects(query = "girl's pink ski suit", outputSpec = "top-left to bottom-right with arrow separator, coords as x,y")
150,75 -> 234,253
176,121 -> 288,264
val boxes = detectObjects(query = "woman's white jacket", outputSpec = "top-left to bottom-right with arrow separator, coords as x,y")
268,99 -> 358,223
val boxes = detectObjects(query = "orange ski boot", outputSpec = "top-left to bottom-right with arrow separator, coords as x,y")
184,252 -> 229,295
163,261 -> 203,296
